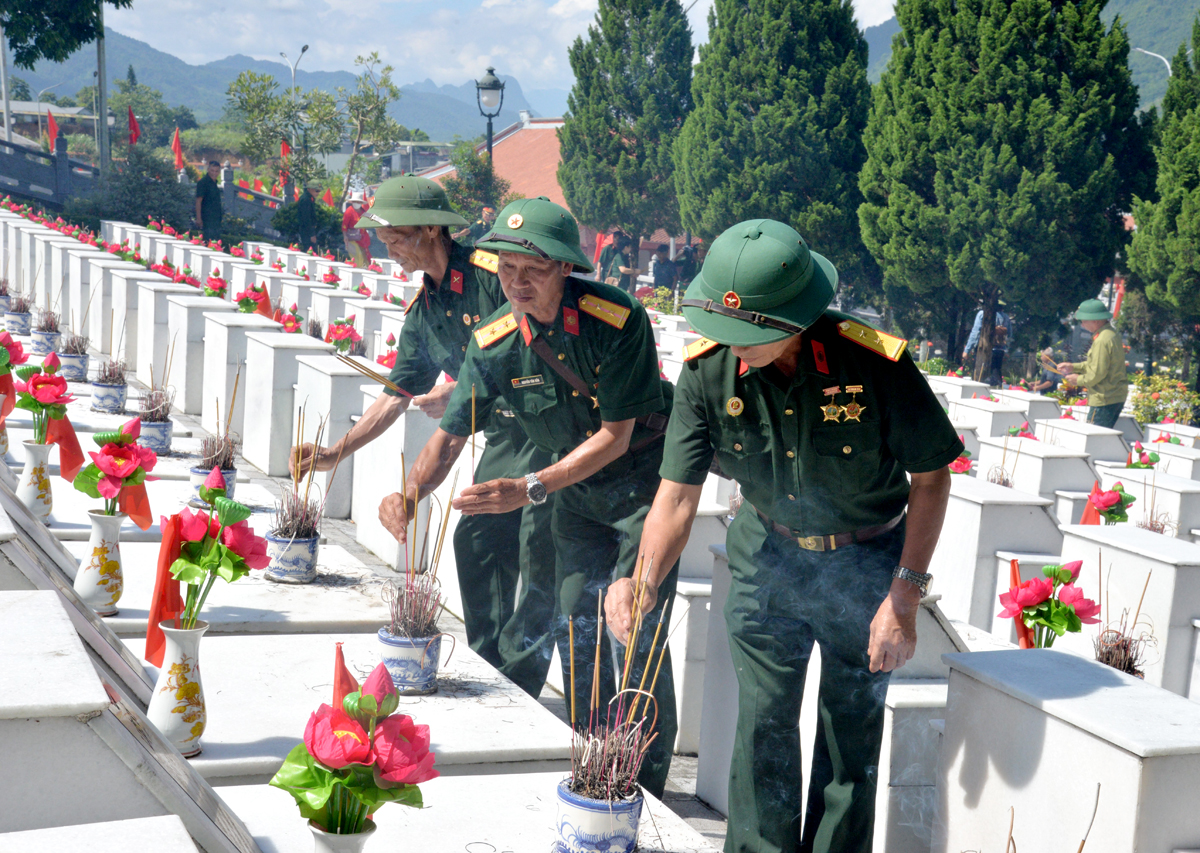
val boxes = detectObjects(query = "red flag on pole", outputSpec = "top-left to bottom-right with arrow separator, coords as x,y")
271,182 -> 280,197
237,179 -> 250,189
46,109 -> 59,144
1080,481 -> 1102,525
253,178 -> 265,193
171,127 -> 184,170
281,138 -> 292,158
145,514 -> 185,667
128,106 -> 140,146
321,188 -> 334,206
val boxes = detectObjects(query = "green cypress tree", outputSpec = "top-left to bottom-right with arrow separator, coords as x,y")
674,0 -> 876,293
557,0 -> 693,246
859,0 -> 1154,380
1127,18 -> 1200,390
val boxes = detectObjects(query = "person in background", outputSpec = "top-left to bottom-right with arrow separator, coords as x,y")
1058,299 -> 1127,428
963,302 -> 1012,386
606,234 -> 639,294
342,191 -> 372,266
596,228 -> 625,282
674,245 -> 697,284
454,206 -> 497,244
297,183 -> 319,252
194,160 -> 223,243
652,244 -> 677,292
1032,347 -> 1060,395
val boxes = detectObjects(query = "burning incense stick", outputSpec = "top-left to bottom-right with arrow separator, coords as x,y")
334,353 -> 414,398
569,617 -> 576,728
470,384 -> 476,484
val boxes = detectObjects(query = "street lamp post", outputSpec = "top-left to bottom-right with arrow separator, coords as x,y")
35,82 -> 61,140
280,44 -> 309,148
475,66 -> 506,161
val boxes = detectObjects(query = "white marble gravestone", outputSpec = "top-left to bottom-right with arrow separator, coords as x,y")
136,280 -> 197,388
926,375 -> 990,400
293,356 -> 374,518
993,388 -> 1061,421
935,650 -> 1200,853
109,269 -> 169,365
1034,416 -> 1129,463
1097,466 -> 1200,540
947,398 -> 1028,437
200,312 -> 281,439
975,435 -> 1099,500
166,294 -> 237,414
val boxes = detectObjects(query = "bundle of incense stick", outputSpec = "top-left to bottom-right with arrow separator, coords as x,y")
334,353 -> 415,399
566,558 -> 672,802
1040,353 -> 1065,376
277,405 -> 344,539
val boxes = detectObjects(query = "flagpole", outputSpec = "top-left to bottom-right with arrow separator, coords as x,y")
96,0 -> 110,173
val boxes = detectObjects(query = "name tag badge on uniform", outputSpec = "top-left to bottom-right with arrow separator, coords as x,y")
512,375 -> 544,389
726,396 -> 744,417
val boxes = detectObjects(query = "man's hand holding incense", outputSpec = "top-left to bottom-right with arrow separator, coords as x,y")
412,380 -> 455,419
453,477 -> 528,515
605,577 -> 658,645
288,442 -> 334,477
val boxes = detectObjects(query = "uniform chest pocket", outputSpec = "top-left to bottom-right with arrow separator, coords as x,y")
812,421 -> 882,460
510,379 -> 557,416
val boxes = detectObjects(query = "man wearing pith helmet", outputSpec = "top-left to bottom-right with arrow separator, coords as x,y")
291,174 -> 557,700
607,219 -> 961,852
1056,297 -> 1127,430
379,196 -> 680,797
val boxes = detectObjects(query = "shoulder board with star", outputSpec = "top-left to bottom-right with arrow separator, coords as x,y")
469,249 -> 498,274
836,319 -> 907,361
579,294 -> 630,329
473,312 -> 518,348
403,283 -> 424,316
683,337 -> 720,361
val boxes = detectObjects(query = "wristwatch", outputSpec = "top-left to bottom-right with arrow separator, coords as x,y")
524,473 -> 548,506
893,566 -> 933,596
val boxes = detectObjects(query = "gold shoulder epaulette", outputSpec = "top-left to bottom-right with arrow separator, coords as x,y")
474,312 -> 518,348
683,337 -> 720,361
579,294 -> 630,329
469,249 -> 498,274
404,284 -> 423,316
836,319 -> 907,361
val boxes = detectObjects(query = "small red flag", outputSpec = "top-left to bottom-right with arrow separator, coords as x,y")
321,189 -> 334,206
119,482 -> 153,531
1080,480 -> 1102,525
281,138 -> 292,158
45,416 -> 84,481
253,178 -> 265,193
145,514 -> 185,667
333,642 -> 360,709
171,127 -> 183,170
128,106 -> 140,146
46,110 -> 59,144
0,372 -> 13,424
271,182 -> 280,197
237,179 -> 250,189
1008,559 -> 1036,649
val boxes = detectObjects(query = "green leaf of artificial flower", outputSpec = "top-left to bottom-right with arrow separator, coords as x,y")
14,365 -> 40,382
214,496 -> 252,526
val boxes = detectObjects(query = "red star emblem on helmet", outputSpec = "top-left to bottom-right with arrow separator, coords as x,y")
723,291 -> 741,309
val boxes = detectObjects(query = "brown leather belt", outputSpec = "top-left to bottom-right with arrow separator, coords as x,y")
755,507 -> 904,552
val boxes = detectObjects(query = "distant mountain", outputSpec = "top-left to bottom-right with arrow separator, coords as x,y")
14,28 -> 537,143
525,88 -> 571,118
863,0 -> 1200,108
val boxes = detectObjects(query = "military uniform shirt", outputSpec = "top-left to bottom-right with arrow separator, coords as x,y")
659,311 -> 963,535
441,277 -> 671,455
385,240 -> 504,397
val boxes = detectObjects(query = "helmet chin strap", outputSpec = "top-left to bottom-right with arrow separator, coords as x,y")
680,299 -> 808,335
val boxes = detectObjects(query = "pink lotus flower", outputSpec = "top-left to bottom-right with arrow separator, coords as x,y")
221,519 -> 270,569
372,713 -> 438,787
1058,583 -> 1101,624
1062,560 -> 1083,581
361,662 -> 398,707
1140,453 -> 1150,465
949,456 -> 971,474
16,373 -> 74,406
0,332 -> 28,366
1090,490 -> 1122,510
304,704 -> 375,769
42,352 -> 60,374
204,467 -> 226,490
120,417 -> 141,441
998,577 -> 1054,620
179,507 -> 221,542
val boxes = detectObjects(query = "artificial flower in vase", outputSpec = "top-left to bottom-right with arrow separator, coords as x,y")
270,646 -> 437,851
0,330 -> 29,455
1126,441 -> 1159,469
998,559 -> 1100,648
146,469 -> 269,755
235,283 -> 273,317
1089,482 -> 1136,525
325,317 -> 362,354
71,417 -> 157,616
13,357 -> 79,521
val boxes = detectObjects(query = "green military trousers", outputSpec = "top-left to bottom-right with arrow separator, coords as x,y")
551,444 -> 678,800
723,508 -> 902,853
451,414 -> 557,698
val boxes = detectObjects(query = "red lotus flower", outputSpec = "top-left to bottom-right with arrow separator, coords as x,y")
949,456 -> 972,474
1061,560 -> 1083,581
0,332 -> 27,366
17,373 -> 74,406
362,662 -> 398,707
376,351 -> 396,369
373,713 -> 438,787
304,704 -> 375,769
998,577 -> 1054,620
1059,583 -> 1101,624
1090,489 -> 1122,510
204,467 -> 226,490
179,507 -> 221,542
221,519 -> 270,569
42,352 -> 60,374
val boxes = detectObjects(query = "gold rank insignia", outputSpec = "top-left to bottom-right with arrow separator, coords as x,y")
837,319 -> 907,361
508,214 -> 524,229
683,337 -> 719,361
842,385 -> 865,422
726,396 -> 744,417
469,249 -> 499,273
473,312 -> 518,348
579,294 -> 630,329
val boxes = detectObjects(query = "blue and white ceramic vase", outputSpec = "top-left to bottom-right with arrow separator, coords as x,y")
0,295 -> 11,315
138,420 -> 173,454
555,779 -> 643,853
377,629 -> 441,695
188,466 -> 237,506
29,329 -> 59,355
264,532 -> 319,584
5,311 -> 30,336
58,352 -> 89,382
91,381 -> 127,413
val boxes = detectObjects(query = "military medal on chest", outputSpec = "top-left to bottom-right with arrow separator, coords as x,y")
821,386 -> 842,422
841,385 -> 865,422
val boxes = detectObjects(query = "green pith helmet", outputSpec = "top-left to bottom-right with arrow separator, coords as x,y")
475,197 -> 594,273
682,219 -> 837,346
1074,298 -> 1112,321
355,175 -> 467,229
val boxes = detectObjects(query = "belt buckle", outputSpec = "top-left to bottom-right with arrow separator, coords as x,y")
797,535 -> 825,552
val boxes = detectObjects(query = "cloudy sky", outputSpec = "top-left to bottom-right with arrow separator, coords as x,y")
106,0 -> 896,93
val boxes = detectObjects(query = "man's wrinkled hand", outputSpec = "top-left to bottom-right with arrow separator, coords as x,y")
288,443 -> 333,477
379,491 -> 417,542
867,584 -> 919,673
413,381 -> 456,419
604,577 -> 658,645
452,477 -> 528,515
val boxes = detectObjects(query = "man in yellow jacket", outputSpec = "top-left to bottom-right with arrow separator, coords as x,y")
1057,298 -> 1127,429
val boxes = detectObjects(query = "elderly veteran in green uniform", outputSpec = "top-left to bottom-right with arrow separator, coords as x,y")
290,175 -> 555,699
606,219 -> 961,853
1056,298 -> 1128,430
379,196 -> 679,797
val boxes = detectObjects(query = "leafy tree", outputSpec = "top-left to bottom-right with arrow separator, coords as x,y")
0,0 -> 133,69
109,74 -> 197,149
63,145 -> 192,233
336,52 -> 404,206
859,0 -> 1155,380
272,200 -> 341,252
1128,17 -> 1200,390
674,0 -> 877,294
441,141 -> 518,218
558,0 -> 692,244
9,76 -> 30,101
